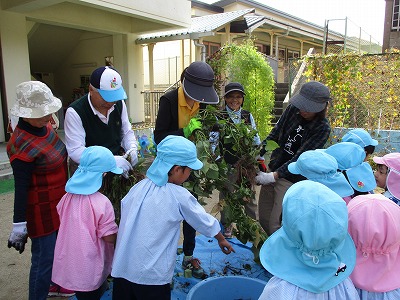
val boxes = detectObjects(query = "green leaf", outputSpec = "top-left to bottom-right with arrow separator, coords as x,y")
265,140 -> 279,151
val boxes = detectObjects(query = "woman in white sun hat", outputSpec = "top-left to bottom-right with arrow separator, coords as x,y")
6,81 -> 73,299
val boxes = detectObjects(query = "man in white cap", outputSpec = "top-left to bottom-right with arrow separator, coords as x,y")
64,66 -> 138,177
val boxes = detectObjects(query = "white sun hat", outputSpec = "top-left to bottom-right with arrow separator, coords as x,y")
11,81 -> 62,118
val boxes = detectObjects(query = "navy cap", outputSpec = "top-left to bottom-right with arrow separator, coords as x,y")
224,82 -> 246,96
182,61 -> 219,104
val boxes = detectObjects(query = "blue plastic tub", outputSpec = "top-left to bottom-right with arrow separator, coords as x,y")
186,275 -> 266,300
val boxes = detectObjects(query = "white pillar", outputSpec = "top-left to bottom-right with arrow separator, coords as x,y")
113,33 -> 144,123
0,11 -> 31,142
148,43 -> 155,92
180,40 -> 185,72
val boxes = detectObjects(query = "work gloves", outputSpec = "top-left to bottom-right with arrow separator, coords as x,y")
255,171 -> 276,185
256,155 -> 267,172
124,147 -> 138,168
183,118 -> 202,138
114,155 -> 132,178
8,222 -> 28,254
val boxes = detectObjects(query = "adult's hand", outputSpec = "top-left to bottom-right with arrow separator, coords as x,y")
114,155 -> 132,178
8,222 -> 28,254
183,118 -> 202,138
255,171 -> 276,185
124,148 -> 138,168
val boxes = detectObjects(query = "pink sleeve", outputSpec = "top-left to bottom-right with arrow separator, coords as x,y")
94,196 -> 118,238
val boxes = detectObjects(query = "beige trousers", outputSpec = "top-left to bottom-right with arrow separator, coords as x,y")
258,178 -> 293,235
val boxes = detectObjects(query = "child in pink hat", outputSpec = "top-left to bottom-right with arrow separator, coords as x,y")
373,152 -> 400,206
348,194 -> 400,298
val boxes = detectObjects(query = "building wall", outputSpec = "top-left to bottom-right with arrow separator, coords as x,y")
0,0 -> 190,141
383,0 -> 400,51
0,11 -> 32,142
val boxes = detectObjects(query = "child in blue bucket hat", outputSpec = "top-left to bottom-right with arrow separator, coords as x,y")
52,146 -> 122,299
288,150 -> 354,197
341,128 -> 378,160
111,135 -> 234,300
259,180 -> 358,299
323,142 -> 376,204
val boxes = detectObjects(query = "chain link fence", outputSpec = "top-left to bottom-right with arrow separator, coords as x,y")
324,17 -> 382,54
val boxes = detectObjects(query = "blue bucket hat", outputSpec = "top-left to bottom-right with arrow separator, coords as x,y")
146,135 -> 203,186
341,128 -> 378,148
322,142 -> 376,192
345,162 -> 376,192
288,150 -> 354,197
322,142 -> 365,170
260,180 -> 356,293
65,146 -> 123,195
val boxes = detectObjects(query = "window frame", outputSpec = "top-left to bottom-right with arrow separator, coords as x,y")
392,0 -> 400,31
203,41 -> 221,58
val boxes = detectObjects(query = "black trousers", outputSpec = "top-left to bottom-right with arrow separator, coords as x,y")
112,277 -> 170,300
182,220 -> 196,256
75,280 -> 108,300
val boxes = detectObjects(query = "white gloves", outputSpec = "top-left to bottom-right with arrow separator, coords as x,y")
114,155 -> 132,178
8,222 -> 28,254
124,148 -> 138,168
255,171 -> 276,185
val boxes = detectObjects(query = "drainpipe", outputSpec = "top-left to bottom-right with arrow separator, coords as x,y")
275,27 -> 291,60
193,39 -> 206,62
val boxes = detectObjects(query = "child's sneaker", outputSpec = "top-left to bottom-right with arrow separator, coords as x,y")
182,256 -> 205,279
48,285 -> 75,297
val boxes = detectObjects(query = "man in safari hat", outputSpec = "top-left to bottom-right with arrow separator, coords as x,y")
256,81 -> 332,235
64,66 -> 138,177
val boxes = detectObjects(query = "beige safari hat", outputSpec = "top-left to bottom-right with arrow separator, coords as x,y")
10,81 -> 62,118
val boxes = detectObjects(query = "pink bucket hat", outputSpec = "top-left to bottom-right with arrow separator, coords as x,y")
348,194 -> 400,292
373,153 -> 400,199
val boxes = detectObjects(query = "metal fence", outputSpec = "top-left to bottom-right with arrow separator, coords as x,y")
141,81 -> 180,125
323,17 -> 382,55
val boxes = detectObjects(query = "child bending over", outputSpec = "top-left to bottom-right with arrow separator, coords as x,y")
111,135 -> 234,300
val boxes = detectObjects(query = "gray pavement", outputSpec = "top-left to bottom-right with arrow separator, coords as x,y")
0,143 -> 7,163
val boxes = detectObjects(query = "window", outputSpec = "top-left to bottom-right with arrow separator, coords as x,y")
392,0 -> 400,31
203,42 -> 221,58
278,48 -> 286,62
255,44 -> 272,55
288,50 -> 300,59
255,43 -> 265,54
